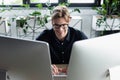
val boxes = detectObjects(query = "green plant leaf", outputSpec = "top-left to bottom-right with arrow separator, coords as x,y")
23,29 -> 27,34
21,4 -> 30,9
29,11 -> 41,16
73,8 -> 80,13
35,4 -> 43,9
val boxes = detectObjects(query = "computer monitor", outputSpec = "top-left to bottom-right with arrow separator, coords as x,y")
67,33 -> 120,80
0,36 -> 53,80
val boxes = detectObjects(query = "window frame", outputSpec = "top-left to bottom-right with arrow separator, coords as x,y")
64,0 -> 101,7
0,0 -> 25,7
29,0 -> 101,7
0,0 -> 101,7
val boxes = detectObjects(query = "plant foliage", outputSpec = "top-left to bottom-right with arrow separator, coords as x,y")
92,0 -> 120,36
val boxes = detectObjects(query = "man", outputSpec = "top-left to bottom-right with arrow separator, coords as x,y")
36,5 -> 87,75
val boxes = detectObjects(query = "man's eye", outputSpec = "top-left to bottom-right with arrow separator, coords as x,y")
62,24 -> 66,26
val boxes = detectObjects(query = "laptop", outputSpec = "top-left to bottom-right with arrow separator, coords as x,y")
0,35 -> 53,80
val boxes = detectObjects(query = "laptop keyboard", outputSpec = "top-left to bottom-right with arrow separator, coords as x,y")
53,75 -> 67,80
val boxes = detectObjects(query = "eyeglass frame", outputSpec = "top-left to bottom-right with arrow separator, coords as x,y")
53,24 -> 68,30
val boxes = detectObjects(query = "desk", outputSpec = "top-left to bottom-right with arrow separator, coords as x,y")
0,69 -> 6,80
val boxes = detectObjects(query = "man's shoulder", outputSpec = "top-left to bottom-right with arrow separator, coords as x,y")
69,27 -> 82,34
69,27 -> 88,39
36,29 -> 53,40
41,29 -> 53,35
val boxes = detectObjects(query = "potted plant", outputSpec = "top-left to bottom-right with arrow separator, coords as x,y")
16,3 -> 50,39
92,0 -> 120,36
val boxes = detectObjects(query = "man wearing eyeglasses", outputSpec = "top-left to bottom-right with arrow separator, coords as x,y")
36,5 -> 87,75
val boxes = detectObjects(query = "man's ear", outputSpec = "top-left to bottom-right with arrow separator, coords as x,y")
51,20 -> 54,26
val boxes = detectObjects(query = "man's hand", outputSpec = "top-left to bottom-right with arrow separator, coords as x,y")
51,64 -> 59,75
51,64 -> 67,75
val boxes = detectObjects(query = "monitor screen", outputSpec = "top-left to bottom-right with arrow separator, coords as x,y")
67,33 -> 120,80
0,36 -> 53,80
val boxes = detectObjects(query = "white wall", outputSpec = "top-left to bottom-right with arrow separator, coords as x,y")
72,7 -> 97,38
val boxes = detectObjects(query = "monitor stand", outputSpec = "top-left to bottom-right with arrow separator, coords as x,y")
0,69 -> 6,80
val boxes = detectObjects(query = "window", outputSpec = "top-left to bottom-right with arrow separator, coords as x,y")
30,0 -> 58,3
30,0 -> 101,7
0,0 -> 101,7
0,0 -> 22,5
68,0 -> 95,3
67,0 -> 101,7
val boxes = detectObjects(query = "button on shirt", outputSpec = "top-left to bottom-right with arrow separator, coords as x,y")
36,27 -> 87,64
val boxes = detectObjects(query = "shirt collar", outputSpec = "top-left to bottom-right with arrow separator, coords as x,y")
65,27 -> 70,42
53,27 -> 70,42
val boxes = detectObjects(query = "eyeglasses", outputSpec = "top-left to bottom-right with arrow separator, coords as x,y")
53,24 -> 68,29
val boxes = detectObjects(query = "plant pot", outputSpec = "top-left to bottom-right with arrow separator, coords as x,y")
96,30 -> 120,36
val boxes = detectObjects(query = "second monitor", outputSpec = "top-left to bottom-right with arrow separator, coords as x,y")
0,36 -> 53,80
67,33 -> 120,80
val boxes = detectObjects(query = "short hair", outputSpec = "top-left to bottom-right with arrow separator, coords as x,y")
51,6 -> 71,22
